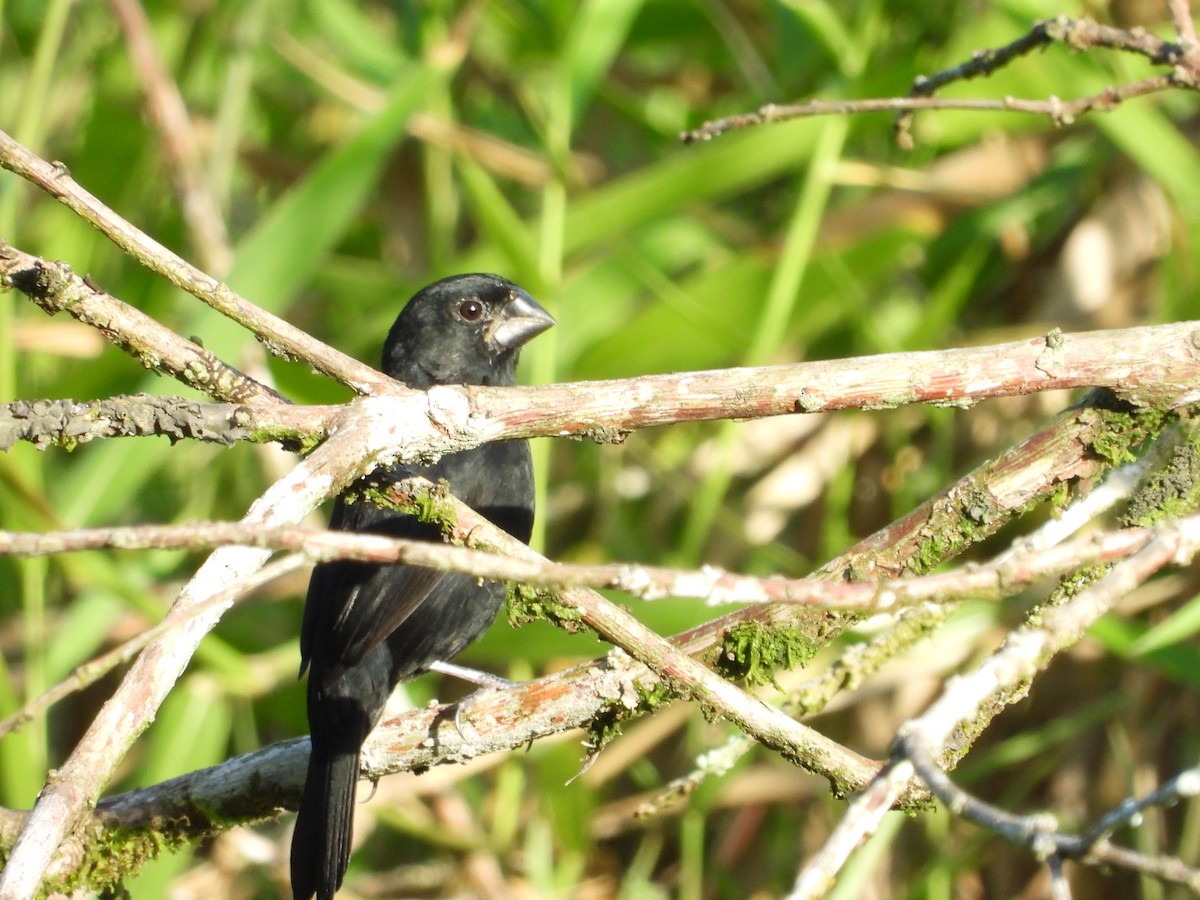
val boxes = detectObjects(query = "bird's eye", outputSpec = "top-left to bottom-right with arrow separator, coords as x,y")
457,299 -> 484,322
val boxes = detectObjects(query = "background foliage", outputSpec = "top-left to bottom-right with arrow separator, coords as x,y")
2,0 -> 1199,896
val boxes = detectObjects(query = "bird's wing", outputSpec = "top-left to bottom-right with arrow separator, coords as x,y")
300,499 -> 446,688
301,442 -> 534,690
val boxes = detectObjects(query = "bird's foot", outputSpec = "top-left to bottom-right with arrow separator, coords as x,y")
428,660 -> 515,690
428,661 -> 518,741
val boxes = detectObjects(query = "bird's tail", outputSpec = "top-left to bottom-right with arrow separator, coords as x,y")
291,741 -> 359,900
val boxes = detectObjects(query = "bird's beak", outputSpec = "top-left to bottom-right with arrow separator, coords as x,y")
491,289 -> 556,351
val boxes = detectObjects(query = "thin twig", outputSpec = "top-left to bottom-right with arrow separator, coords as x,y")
682,75 -> 1177,145
903,744 -> 1200,890
680,16 -> 1200,147
896,16 -> 1196,146
1088,839 -> 1200,890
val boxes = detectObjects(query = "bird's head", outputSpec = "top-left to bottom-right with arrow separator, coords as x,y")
382,274 -> 555,388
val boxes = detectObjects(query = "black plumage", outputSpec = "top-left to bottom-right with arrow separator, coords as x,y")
290,274 -> 554,900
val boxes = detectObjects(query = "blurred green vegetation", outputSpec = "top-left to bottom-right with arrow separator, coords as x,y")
2,0 -> 1200,896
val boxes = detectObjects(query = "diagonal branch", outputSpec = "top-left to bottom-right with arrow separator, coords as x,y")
0,409 -> 394,899
0,512 -> 1194,749
0,241 -> 283,403
384,474 -> 888,797
791,506 -> 1192,897
0,129 -> 392,394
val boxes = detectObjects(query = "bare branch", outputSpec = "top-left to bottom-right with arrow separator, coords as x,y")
682,79 -> 1174,143
5,249 -> 1196,465
0,418 -> 384,899
0,129 -> 392,394
0,241 -> 282,403
1087,838 -> 1200,890
469,325 -> 1200,440
895,16 -> 1199,146
912,16 -> 1186,92
680,16 -> 1200,147
0,514 -> 1194,612
902,742 -> 1200,890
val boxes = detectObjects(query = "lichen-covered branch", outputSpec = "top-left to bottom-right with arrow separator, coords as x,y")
0,394 -> 332,451
6,399 -> 1197,892
0,512 -> 1192,610
793,416 -> 1200,897
0,241 -> 281,403
467,325 -> 1200,443
817,391 -> 1172,580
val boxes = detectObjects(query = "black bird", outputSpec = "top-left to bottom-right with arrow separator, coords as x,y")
290,274 -> 555,900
